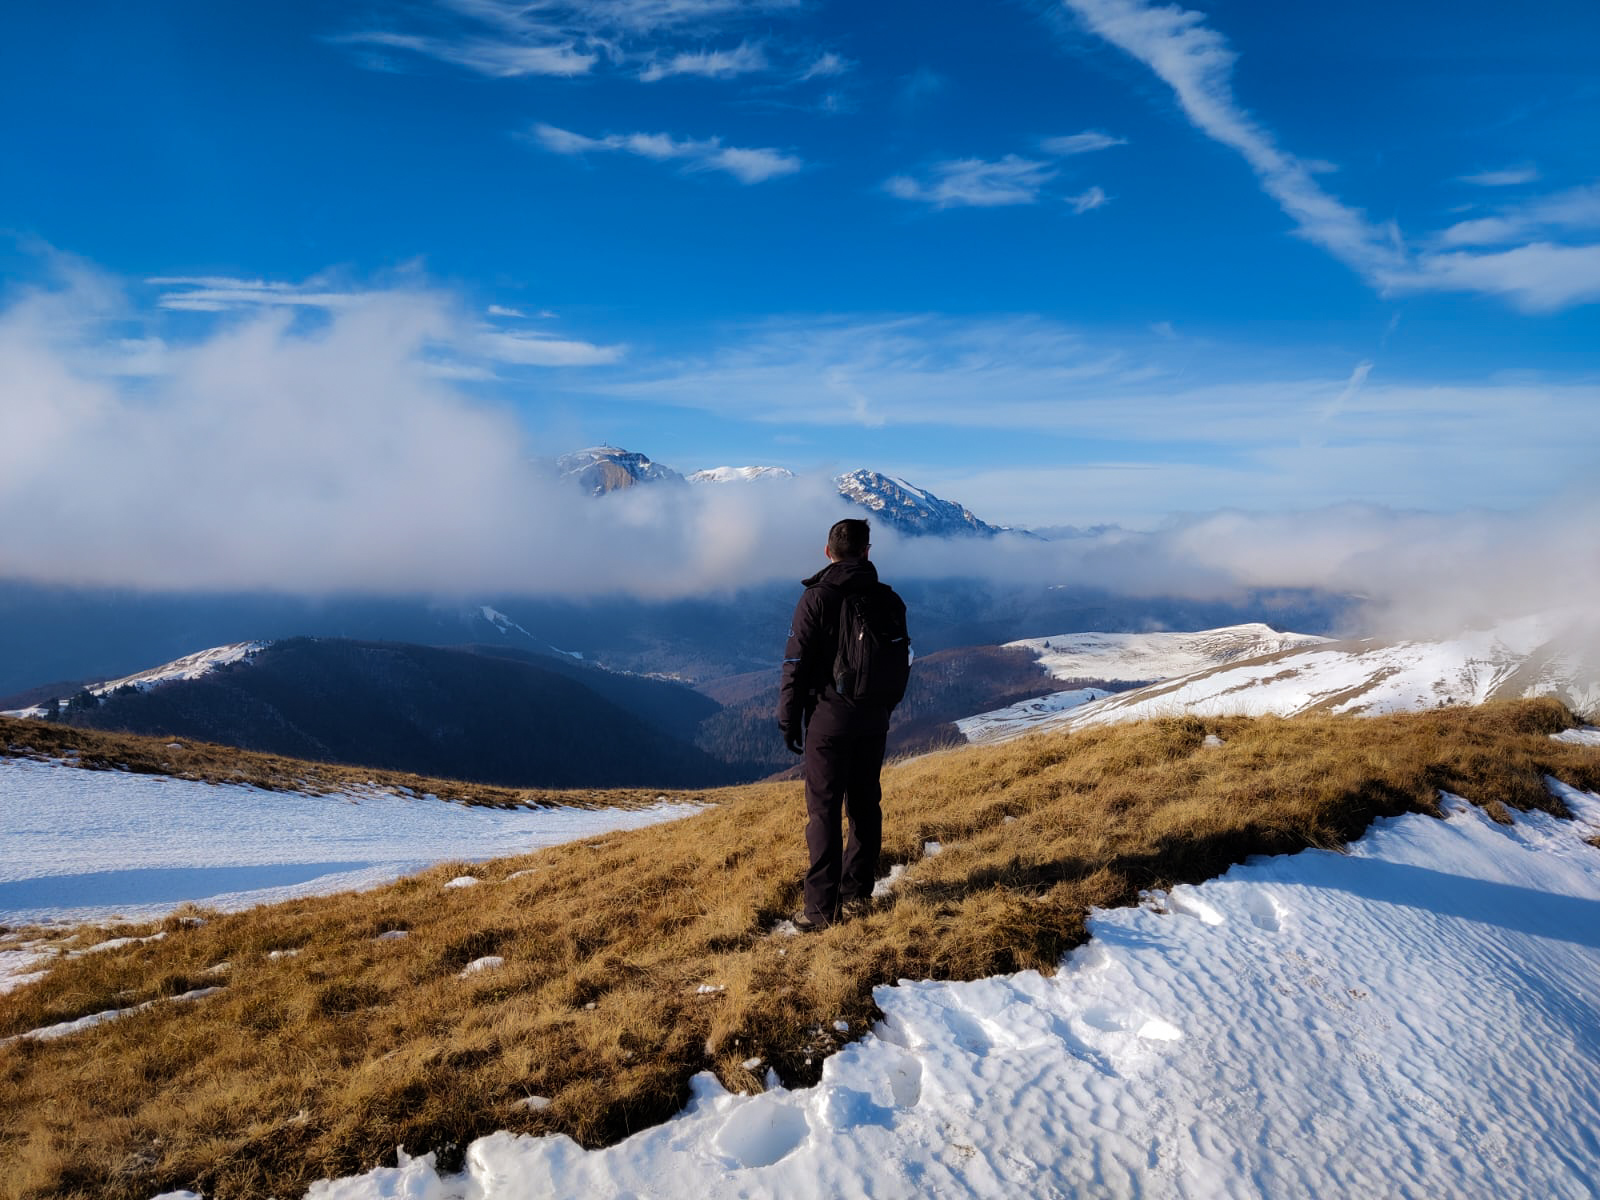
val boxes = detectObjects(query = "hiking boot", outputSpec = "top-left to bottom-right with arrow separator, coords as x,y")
791,909 -> 830,934
837,898 -> 872,922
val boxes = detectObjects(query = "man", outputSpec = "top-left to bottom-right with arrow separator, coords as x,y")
778,518 -> 911,932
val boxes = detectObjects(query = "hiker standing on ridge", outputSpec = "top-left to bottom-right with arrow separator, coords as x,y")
778,518 -> 912,932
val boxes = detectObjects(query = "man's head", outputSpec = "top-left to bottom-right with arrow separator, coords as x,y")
826,518 -> 871,561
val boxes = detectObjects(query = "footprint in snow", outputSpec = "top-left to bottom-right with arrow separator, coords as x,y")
1241,891 -> 1286,933
715,1096 -> 810,1169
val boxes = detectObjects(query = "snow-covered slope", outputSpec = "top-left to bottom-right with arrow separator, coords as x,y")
688,466 -> 795,483
952,624 -> 1328,745
558,445 -> 685,495
1012,623 -> 1331,684
835,469 -> 1000,538
953,687 -> 1113,742
2,641 -> 267,718
299,767 -> 1600,1199
967,612 -> 1600,744
0,757 -> 697,927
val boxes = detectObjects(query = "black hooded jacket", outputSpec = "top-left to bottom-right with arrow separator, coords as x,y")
777,557 -> 898,738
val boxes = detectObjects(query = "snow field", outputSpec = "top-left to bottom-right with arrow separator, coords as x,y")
954,687 -> 1111,744
303,777 -> 1600,1199
0,757 -> 699,928
966,613 -> 1600,743
1008,624 -> 1331,685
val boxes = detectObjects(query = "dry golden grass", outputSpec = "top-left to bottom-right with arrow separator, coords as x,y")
2,699 -> 1598,1199
0,716 -> 684,811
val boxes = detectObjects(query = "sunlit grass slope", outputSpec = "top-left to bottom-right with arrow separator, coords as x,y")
3,700 -> 1598,1199
0,715 -> 681,810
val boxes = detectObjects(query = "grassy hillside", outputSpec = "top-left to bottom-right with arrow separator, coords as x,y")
0,716 -> 686,810
2,700 -> 1597,1199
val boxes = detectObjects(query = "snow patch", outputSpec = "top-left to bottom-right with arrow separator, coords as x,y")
302,781 -> 1600,1198
0,757 -> 699,926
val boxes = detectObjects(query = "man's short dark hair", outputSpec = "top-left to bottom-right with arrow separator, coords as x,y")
828,518 -> 871,559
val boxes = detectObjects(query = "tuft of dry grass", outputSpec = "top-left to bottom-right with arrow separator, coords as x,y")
0,716 -> 684,811
2,699 -> 1598,1199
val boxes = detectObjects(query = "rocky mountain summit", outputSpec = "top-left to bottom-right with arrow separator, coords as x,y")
835,469 -> 1000,537
557,446 -> 685,496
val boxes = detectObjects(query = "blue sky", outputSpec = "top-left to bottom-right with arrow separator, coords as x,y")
2,0 -> 1598,540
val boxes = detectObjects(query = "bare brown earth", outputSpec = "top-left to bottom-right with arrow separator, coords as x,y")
2,699 -> 1598,1199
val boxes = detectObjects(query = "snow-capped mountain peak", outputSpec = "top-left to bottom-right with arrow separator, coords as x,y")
687,466 -> 795,483
557,445 -> 685,496
836,469 -> 1000,538
2,642 -> 269,718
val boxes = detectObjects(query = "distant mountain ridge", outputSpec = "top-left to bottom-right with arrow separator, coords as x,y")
959,613 -> 1600,745
1009,623 -> 1331,684
34,637 -> 743,789
555,443 -> 1004,536
688,466 -> 795,483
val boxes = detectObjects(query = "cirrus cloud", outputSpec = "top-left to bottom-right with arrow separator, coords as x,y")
529,122 -> 802,183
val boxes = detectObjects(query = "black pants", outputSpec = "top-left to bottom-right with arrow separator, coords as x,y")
802,721 -> 887,924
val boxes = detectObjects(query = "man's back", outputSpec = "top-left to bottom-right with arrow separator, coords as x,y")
777,518 -> 910,931
778,555 -> 905,737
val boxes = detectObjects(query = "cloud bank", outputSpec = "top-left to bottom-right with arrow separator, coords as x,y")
2,261 -> 1596,641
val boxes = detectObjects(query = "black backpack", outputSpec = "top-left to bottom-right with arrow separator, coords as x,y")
830,583 -> 912,709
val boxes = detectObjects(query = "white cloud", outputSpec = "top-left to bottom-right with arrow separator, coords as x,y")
886,156 -> 1057,208
598,312 -> 1598,439
798,51 -> 851,81
639,41 -> 767,81
1040,130 -> 1126,156
1436,184 -> 1600,248
335,31 -> 596,77
1398,242 -> 1600,313
145,274 -> 622,368
337,0 -> 802,80
0,260 -> 837,597
147,277 -> 369,312
1460,165 -> 1541,188
530,122 -> 802,183
479,329 -> 627,366
1059,0 -> 1600,313
1066,186 -> 1109,213
531,0 -> 800,34
1061,0 -> 1403,279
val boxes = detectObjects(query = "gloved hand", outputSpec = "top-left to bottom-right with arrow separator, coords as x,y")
783,730 -> 804,756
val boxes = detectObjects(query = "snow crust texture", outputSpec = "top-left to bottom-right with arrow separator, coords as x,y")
0,758 -> 697,926
306,780 -> 1600,1199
